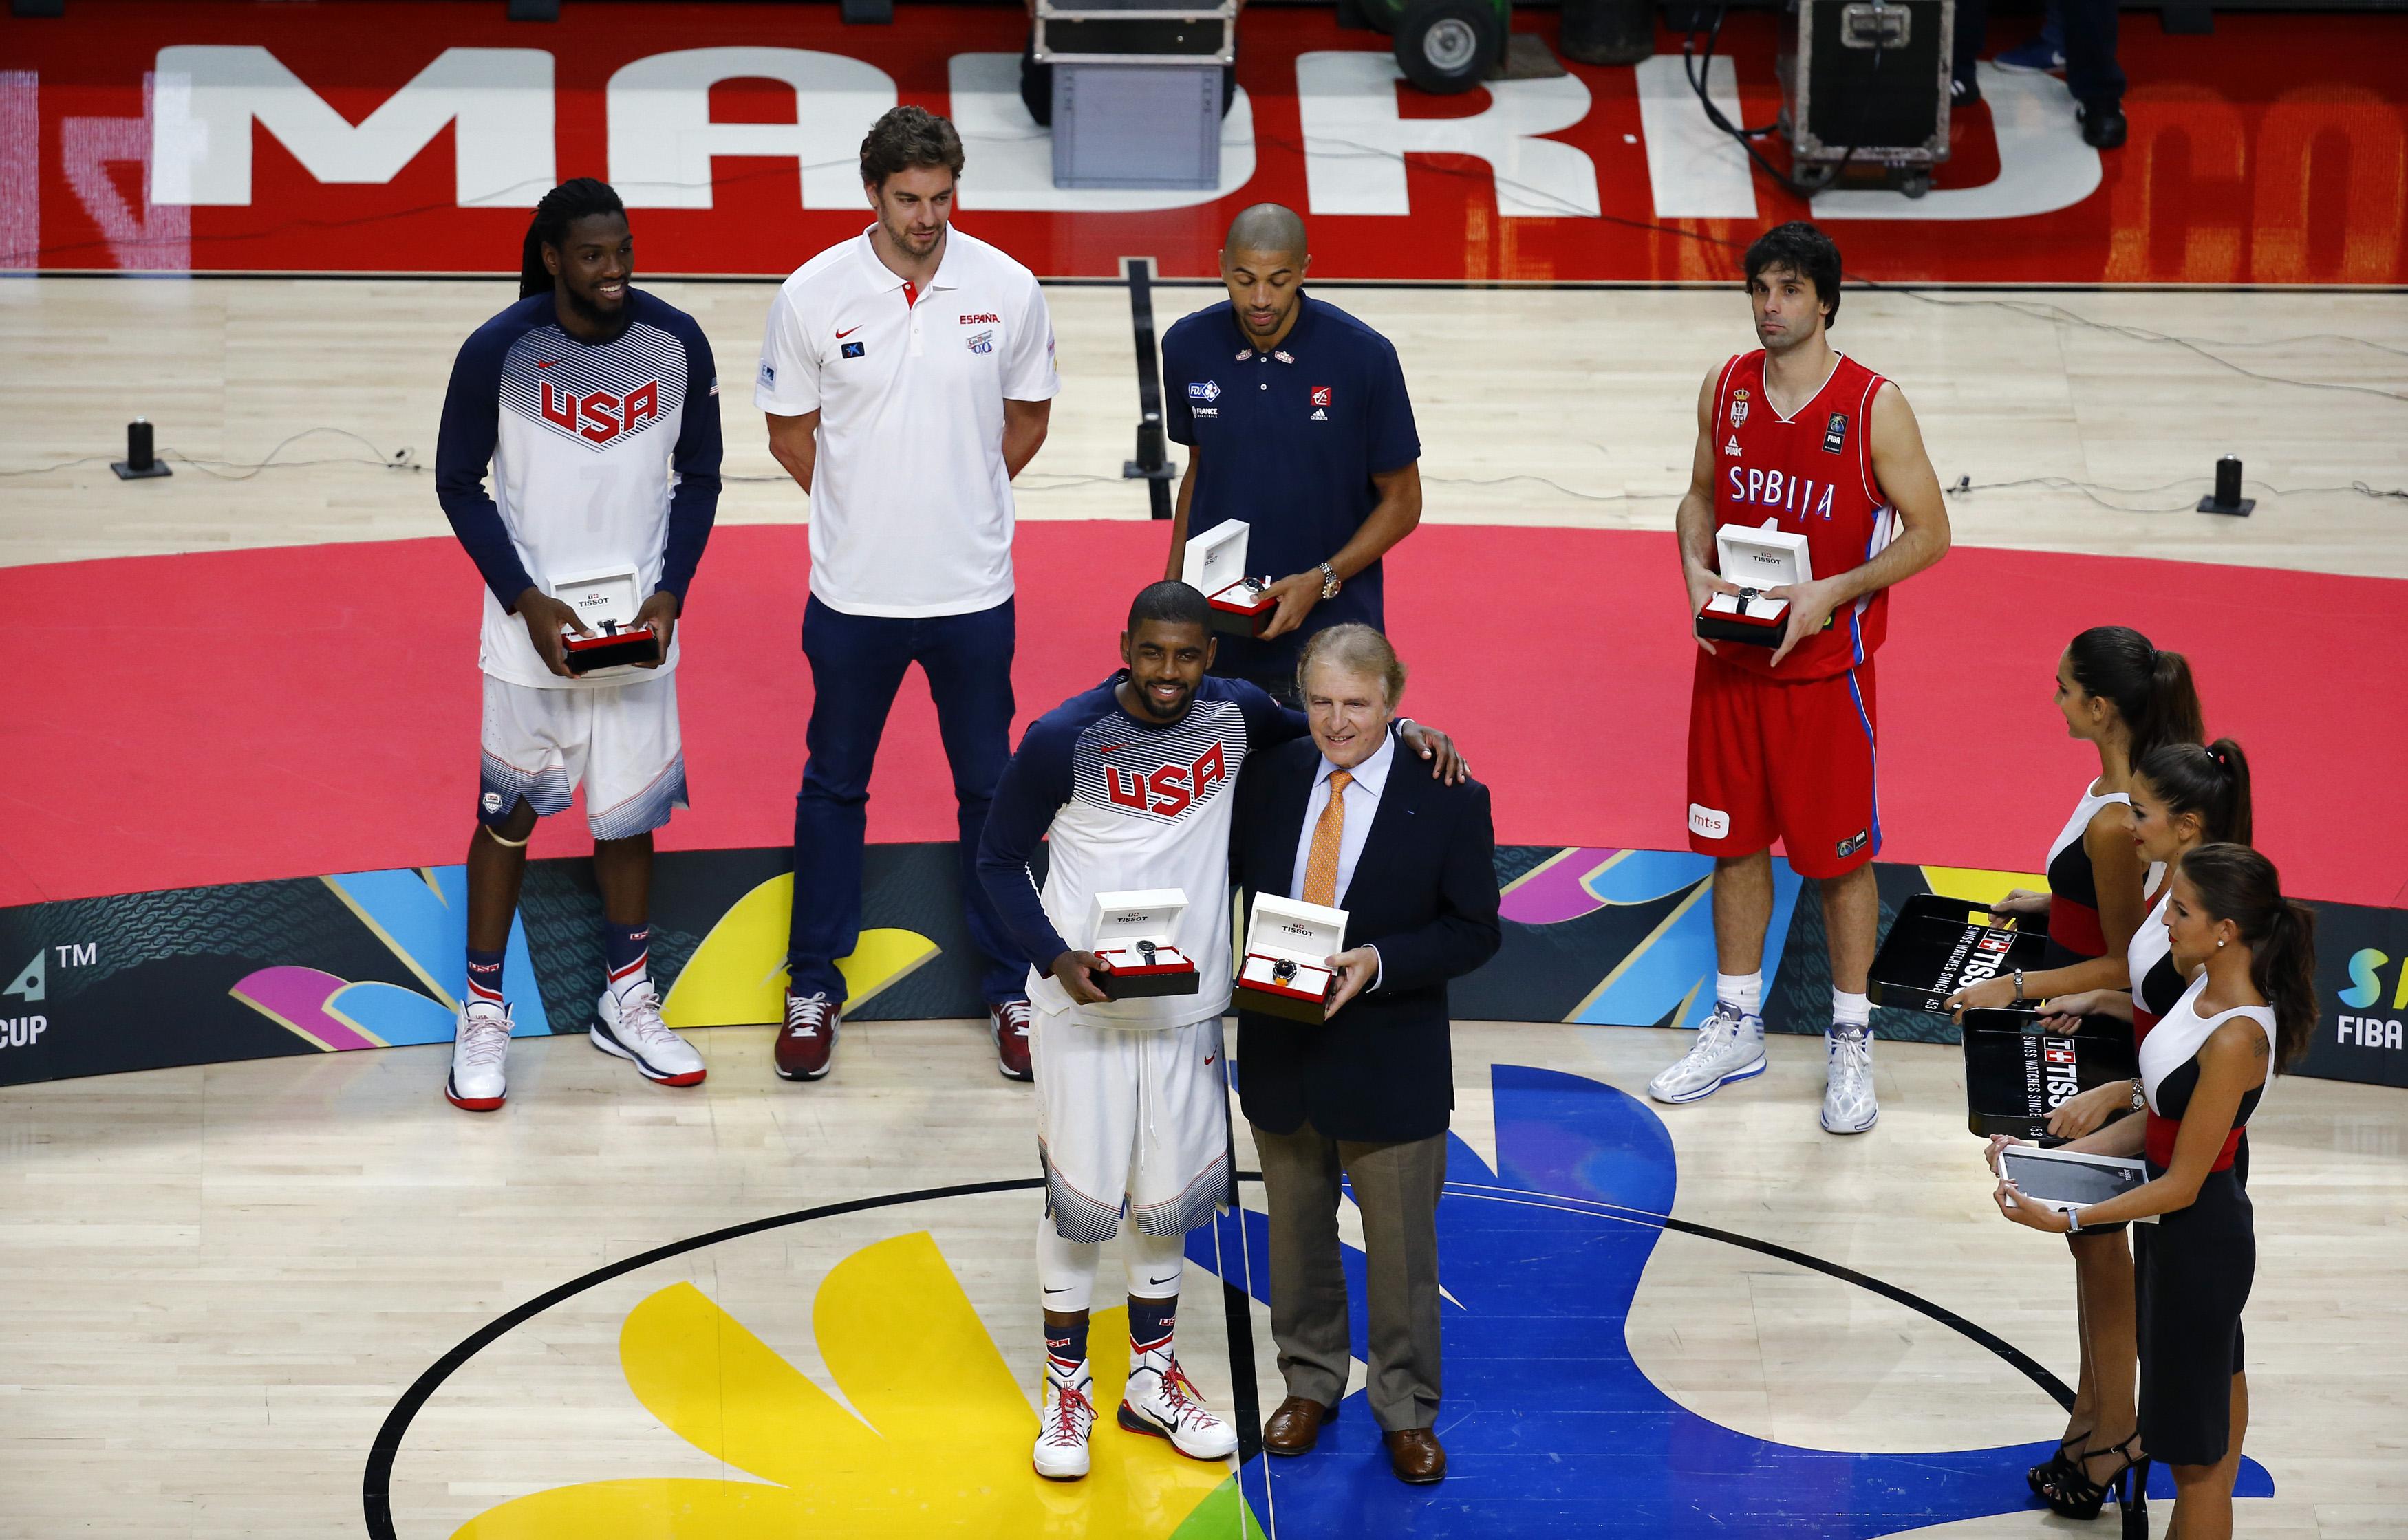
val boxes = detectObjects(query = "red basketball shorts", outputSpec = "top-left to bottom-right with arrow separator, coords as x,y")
1684,651 -> 1881,879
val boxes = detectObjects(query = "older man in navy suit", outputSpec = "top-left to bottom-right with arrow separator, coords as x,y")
1230,623 -> 1500,1484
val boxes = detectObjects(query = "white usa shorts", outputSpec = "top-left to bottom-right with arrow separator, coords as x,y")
477,673 -> 689,840
1035,1012 -> 1232,1244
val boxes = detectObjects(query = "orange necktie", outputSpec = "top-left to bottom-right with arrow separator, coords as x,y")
1302,771 -> 1353,907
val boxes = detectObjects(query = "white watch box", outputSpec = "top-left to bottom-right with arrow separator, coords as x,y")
1181,519 -> 1274,638
1088,888 -> 1198,999
549,564 -> 643,627
548,564 -> 658,675
1696,521 -> 1813,647
546,565 -> 660,673
1234,891 -> 1348,1023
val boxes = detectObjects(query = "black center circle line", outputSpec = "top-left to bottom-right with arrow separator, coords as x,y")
360,1175 -> 1046,1540
361,1173 -> 2070,1539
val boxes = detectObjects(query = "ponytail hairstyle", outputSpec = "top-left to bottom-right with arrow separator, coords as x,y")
519,178 -> 626,299
2067,625 -> 2204,766
2176,843 -> 2316,1068
2136,737 -> 2253,847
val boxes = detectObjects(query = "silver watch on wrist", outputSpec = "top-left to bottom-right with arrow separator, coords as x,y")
1318,562 -> 1342,600
2130,1078 -> 2146,1113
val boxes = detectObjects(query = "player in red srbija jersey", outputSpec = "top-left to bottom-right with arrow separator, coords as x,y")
1650,222 -> 1950,1136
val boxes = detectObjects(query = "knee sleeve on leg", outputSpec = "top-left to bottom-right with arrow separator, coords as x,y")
1125,1226 -> 1187,1300
1038,1215 -> 1101,1314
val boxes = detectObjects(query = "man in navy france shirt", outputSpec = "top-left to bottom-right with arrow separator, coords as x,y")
1161,204 -> 1424,704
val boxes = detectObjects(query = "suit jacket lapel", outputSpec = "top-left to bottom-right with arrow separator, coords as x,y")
1340,744 -> 1421,909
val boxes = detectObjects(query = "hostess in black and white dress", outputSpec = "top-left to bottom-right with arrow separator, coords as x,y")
2132,974 -> 2272,1466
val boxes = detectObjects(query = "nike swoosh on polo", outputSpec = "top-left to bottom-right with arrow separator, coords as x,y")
835,325 -> 863,339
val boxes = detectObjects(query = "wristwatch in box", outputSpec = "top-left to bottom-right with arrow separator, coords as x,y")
1089,889 -> 1201,1001
1234,893 -> 1347,1025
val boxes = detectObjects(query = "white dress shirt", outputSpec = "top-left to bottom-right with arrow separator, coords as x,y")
1289,729 -> 1395,988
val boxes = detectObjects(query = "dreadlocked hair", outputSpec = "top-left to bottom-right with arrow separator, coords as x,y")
519,178 -> 625,299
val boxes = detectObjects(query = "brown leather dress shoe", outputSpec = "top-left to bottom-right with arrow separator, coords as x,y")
1262,1396 -> 1335,1455
1384,1427 -> 1446,1484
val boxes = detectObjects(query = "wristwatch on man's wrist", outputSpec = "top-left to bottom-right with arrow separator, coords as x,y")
2130,1078 -> 2147,1113
1318,562 -> 1342,600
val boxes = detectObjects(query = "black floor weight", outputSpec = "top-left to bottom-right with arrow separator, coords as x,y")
1393,0 -> 1504,94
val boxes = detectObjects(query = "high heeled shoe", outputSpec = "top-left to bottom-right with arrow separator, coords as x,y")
2039,1431 -> 2148,1532
2026,1429 -> 2087,1495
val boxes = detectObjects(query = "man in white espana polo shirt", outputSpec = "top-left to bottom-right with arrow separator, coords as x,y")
755,106 -> 1060,1087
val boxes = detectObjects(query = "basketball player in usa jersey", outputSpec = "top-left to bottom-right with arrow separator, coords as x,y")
978,582 -> 1463,1482
434,180 -> 722,1112
1649,222 -> 1951,1134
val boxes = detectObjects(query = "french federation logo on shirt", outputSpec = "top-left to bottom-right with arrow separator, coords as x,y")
1188,380 -> 1221,402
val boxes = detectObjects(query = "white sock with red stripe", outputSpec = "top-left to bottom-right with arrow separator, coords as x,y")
603,922 -> 651,1003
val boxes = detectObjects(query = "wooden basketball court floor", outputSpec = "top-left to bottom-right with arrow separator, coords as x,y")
3,275 -> 2407,1538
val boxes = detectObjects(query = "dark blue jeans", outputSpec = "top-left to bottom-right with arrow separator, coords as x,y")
1955,0 -> 2122,109
788,594 -> 1027,1006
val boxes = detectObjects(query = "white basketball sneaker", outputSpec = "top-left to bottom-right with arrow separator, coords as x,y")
1033,1361 -> 1097,1481
591,982 -> 707,1087
1648,1001 -> 1769,1104
1120,1347 -> 1239,1461
1821,1023 -> 1880,1134
446,1001 -> 513,1112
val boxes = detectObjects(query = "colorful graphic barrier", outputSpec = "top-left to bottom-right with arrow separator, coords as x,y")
3,842 -> 2400,1090
4,3 -> 2402,282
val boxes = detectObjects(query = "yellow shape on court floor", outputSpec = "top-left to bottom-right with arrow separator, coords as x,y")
661,872 -> 939,1026
451,1232 -> 1241,1537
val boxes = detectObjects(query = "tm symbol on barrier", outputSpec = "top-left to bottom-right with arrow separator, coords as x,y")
5,944 -> 97,1005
